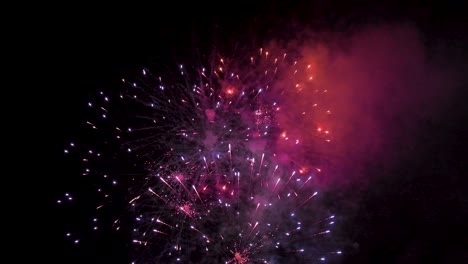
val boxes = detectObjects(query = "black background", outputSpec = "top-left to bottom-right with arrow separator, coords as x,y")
42,1 -> 467,263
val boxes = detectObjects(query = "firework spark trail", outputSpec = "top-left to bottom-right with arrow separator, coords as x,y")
61,46 -> 341,263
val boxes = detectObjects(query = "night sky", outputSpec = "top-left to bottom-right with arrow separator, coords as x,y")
49,1 -> 466,263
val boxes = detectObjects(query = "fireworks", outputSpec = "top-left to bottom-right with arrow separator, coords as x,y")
61,46 -> 342,263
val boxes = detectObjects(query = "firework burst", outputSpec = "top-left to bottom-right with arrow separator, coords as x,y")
61,46 -> 342,263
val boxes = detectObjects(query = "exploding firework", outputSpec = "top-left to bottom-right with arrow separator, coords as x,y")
60,46 -> 342,263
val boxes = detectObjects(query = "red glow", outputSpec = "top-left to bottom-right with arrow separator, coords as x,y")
225,86 -> 236,95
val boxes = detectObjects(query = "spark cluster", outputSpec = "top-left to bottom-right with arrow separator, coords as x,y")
60,47 -> 342,263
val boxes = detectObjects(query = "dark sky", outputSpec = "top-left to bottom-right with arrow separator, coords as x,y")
49,1 -> 467,263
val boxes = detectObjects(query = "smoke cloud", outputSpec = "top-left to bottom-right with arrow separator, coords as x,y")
272,23 -> 464,190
